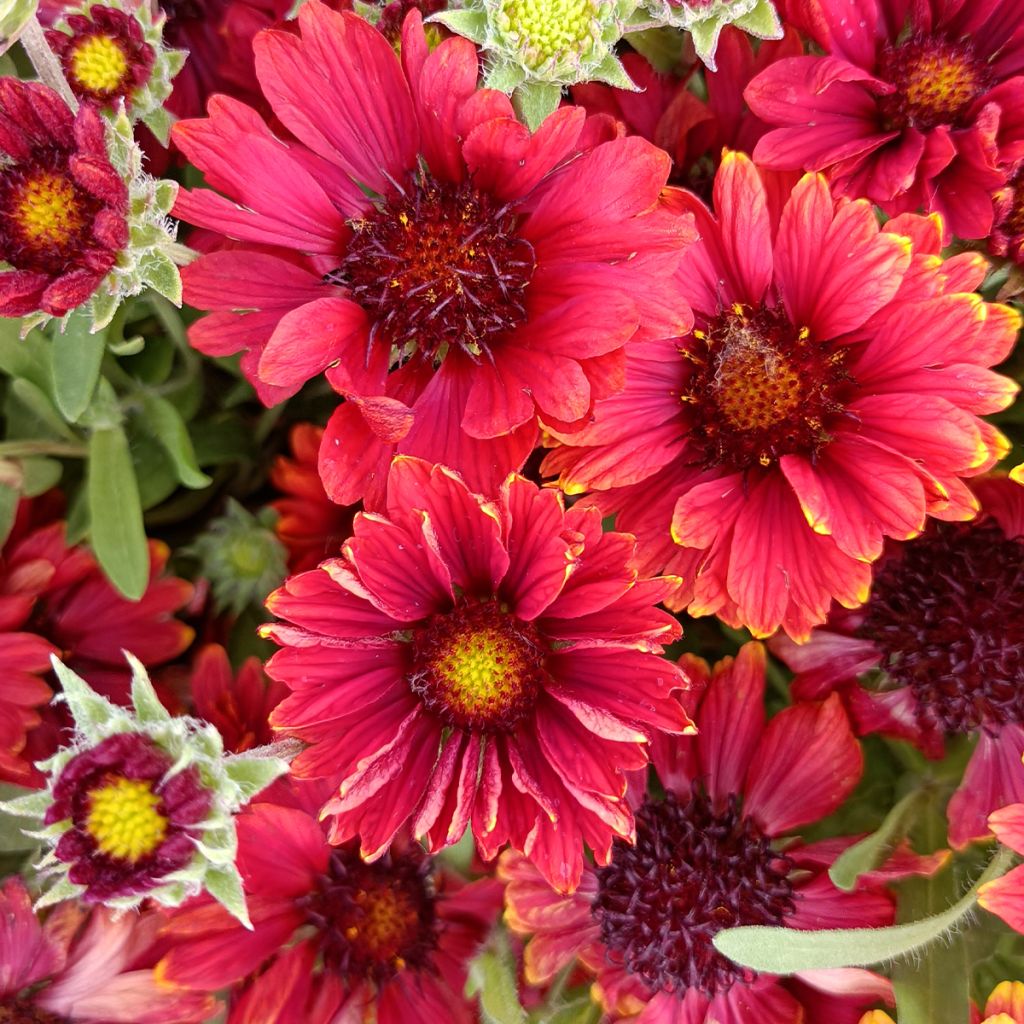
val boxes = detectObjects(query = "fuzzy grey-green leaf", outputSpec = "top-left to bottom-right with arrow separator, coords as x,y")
51,309 -> 106,423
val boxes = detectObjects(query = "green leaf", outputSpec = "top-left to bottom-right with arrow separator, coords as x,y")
7,379 -> 78,441
0,482 -> 17,546
713,847 -> 1015,973
126,653 -> 171,724
829,788 -> 930,892
140,250 -> 183,305
51,309 -> 106,423
430,8 -> 488,42
621,26 -> 685,72
139,394 -> 211,489
590,52 -> 639,90
512,81 -> 563,131
51,656 -> 120,733
87,425 -> 149,600
0,319 -> 51,390
734,0 -> 784,39
484,58 -> 527,95
892,867 -> 971,1024
223,755 -> 290,801
204,866 -> 252,929
466,932 -> 527,1024
20,456 -> 62,497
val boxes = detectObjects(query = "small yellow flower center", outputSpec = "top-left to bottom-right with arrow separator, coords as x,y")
410,601 -> 544,732
497,0 -> 601,68
344,880 -> 420,966
69,33 -> 130,95
85,775 -> 168,862
13,171 -> 85,251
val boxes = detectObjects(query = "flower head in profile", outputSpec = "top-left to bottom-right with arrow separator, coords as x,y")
773,476 -> 1024,847
501,643 -> 930,1023
158,782 -> 502,1024
431,0 -> 644,127
544,153 -> 1019,640
3,654 -> 290,922
173,3 -> 694,507
0,76 -> 181,329
46,1 -> 187,143
262,457 -> 692,893
0,875 -> 215,1023
643,0 -> 782,70
747,0 -> 1024,239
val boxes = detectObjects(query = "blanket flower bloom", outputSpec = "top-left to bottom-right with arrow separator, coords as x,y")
269,423 -> 356,573
544,153 -> 1019,640
157,784 -> 501,1024
0,875 -> 215,1023
500,643 -> 914,1023
173,2 -> 694,506
3,655 -> 289,920
773,476 -> 1024,847
979,806 -> 1024,935
261,458 -> 692,893
746,0 -> 1024,239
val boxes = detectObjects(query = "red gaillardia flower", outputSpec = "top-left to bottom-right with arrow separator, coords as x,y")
772,476 -> 1024,848
746,0 -> 1024,239
979,805 -> 1024,935
0,494 -> 193,785
0,876 -> 215,1023
46,5 -> 156,107
0,78 -> 128,317
261,457 -> 693,893
158,784 -> 501,1024
500,643 -> 926,1024
269,422 -> 356,573
172,2 -> 694,505
543,153 -> 1020,640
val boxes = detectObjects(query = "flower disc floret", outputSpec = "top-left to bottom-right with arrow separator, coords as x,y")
497,0 -> 603,70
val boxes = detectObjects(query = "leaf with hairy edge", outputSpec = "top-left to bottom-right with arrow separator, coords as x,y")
87,425 -> 149,600
713,848 -> 1014,973
466,932 -> 528,1024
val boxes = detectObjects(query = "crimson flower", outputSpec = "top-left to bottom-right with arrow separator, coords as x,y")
157,783 -> 501,1024
0,875 -> 214,1023
261,457 -> 692,893
0,494 -> 193,785
173,3 -> 694,506
772,476 -> 1024,847
544,153 -> 1019,640
268,423 -> 356,573
979,805 -> 1024,935
747,0 -> 1024,239
0,78 -> 128,317
500,643 -> 937,1024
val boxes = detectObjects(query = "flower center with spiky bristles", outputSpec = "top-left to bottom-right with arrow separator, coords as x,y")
879,35 -> 992,131
409,600 -> 546,732
497,0 -> 603,69
0,1002 -> 68,1024
303,844 -> 440,985
10,171 -> 86,255
593,792 -> 796,997
69,34 -> 130,95
328,175 -> 536,364
85,775 -> 169,862
682,303 -> 851,470
858,520 -> 1024,736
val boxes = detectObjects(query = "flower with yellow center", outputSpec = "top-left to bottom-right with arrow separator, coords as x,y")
85,775 -> 169,861
12,171 -> 86,251
69,33 -> 130,95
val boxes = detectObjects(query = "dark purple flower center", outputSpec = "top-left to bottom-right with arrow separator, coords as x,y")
682,302 -> 852,470
327,174 -> 536,364
408,599 -> 546,732
878,35 -> 993,131
301,843 -> 440,985
593,791 -> 796,997
858,519 -> 1024,735
0,1002 -> 68,1024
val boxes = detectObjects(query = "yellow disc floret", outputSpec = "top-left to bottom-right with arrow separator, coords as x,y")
713,336 -> 803,433
70,34 -> 130,95
13,171 -> 84,251
497,0 -> 601,68
85,775 -> 168,861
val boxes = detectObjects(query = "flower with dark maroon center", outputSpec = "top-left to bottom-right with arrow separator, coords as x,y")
0,78 -> 128,318
774,476 -> 1024,848
301,842 -> 439,985
45,732 -> 211,903
594,791 -> 795,996
47,6 -> 156,107
500,643 -> 932,1023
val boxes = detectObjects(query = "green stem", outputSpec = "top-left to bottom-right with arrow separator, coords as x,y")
20,19 -> 77,109
0,440 -> 86,458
